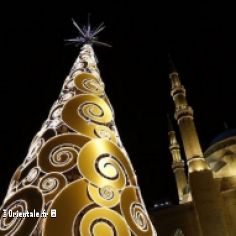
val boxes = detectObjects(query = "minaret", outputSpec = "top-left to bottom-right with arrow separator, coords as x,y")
0,19 -> 157,236
168,58 -> 209,172
168,57 -> 229,236
167,115 -> 188,203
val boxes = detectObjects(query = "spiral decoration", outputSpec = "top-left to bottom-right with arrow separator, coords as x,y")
79,207 -> 131,236
77,138 -> 136,189
38,172 -> 67,202
94,125 -> 116,141
0,187 -> 43,236
0,200 -> 26,235
74,73 -> 104,96
43,179 -> 92,236
131,203 -> 149,231
37,134 -> 90,173
62,94 -> 116,142
87,184 -> 120,208
1,43 -> 156,236
120,187 -> 153,236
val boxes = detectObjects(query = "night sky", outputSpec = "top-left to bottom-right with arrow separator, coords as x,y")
1,2 -> 236,209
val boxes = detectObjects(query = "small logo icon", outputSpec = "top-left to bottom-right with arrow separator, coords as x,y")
50,209 -> 56,218
3,209 -> 7,218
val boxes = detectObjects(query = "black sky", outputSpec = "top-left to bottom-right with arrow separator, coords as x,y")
1,1 -> 236,209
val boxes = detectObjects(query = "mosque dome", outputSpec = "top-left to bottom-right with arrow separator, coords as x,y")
204,129 -> 236,179
209,129 -> 236,146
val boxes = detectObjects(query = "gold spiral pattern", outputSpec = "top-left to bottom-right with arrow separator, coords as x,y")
74,73 -> 104,96
37,134 -> 90,173
131,203 -> 148,231
94,126 -> 115,141
43,179 -> 92,236
38,172 -> 67,202
0,187 -> 43,236
62,94 -> 116,142
50,147 -> 77,167
80,207 -> 131,236
77,138 -> 136,190
88,184 -> 120,208
0,201 -> 26,234
81,103 -> 105,121
120,187 -> 154,236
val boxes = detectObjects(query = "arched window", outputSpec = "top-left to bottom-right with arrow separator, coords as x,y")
173,228 -> 184,236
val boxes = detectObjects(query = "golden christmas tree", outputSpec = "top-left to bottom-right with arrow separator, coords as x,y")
0,19 -> 156,236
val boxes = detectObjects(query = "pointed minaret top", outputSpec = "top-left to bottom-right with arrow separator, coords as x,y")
168,54 -> 178,74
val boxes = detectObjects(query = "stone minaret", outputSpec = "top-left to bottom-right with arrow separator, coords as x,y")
169,57 -> 229,236
167,115 -> 188,203
0,20 -> 156,236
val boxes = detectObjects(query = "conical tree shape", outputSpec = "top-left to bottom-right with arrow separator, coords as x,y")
0,43 -> 157,235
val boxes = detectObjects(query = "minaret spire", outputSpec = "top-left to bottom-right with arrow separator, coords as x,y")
168,56 -> 209,172
168,57 -> 229,236
167,115 -> 188,203
168,54 -> 177,73
0,19 -> 156,236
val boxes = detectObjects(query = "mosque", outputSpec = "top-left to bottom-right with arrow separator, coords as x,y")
150,60 -> 236,236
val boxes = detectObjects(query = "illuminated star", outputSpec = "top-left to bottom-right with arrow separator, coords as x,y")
65,16 -> 111,47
